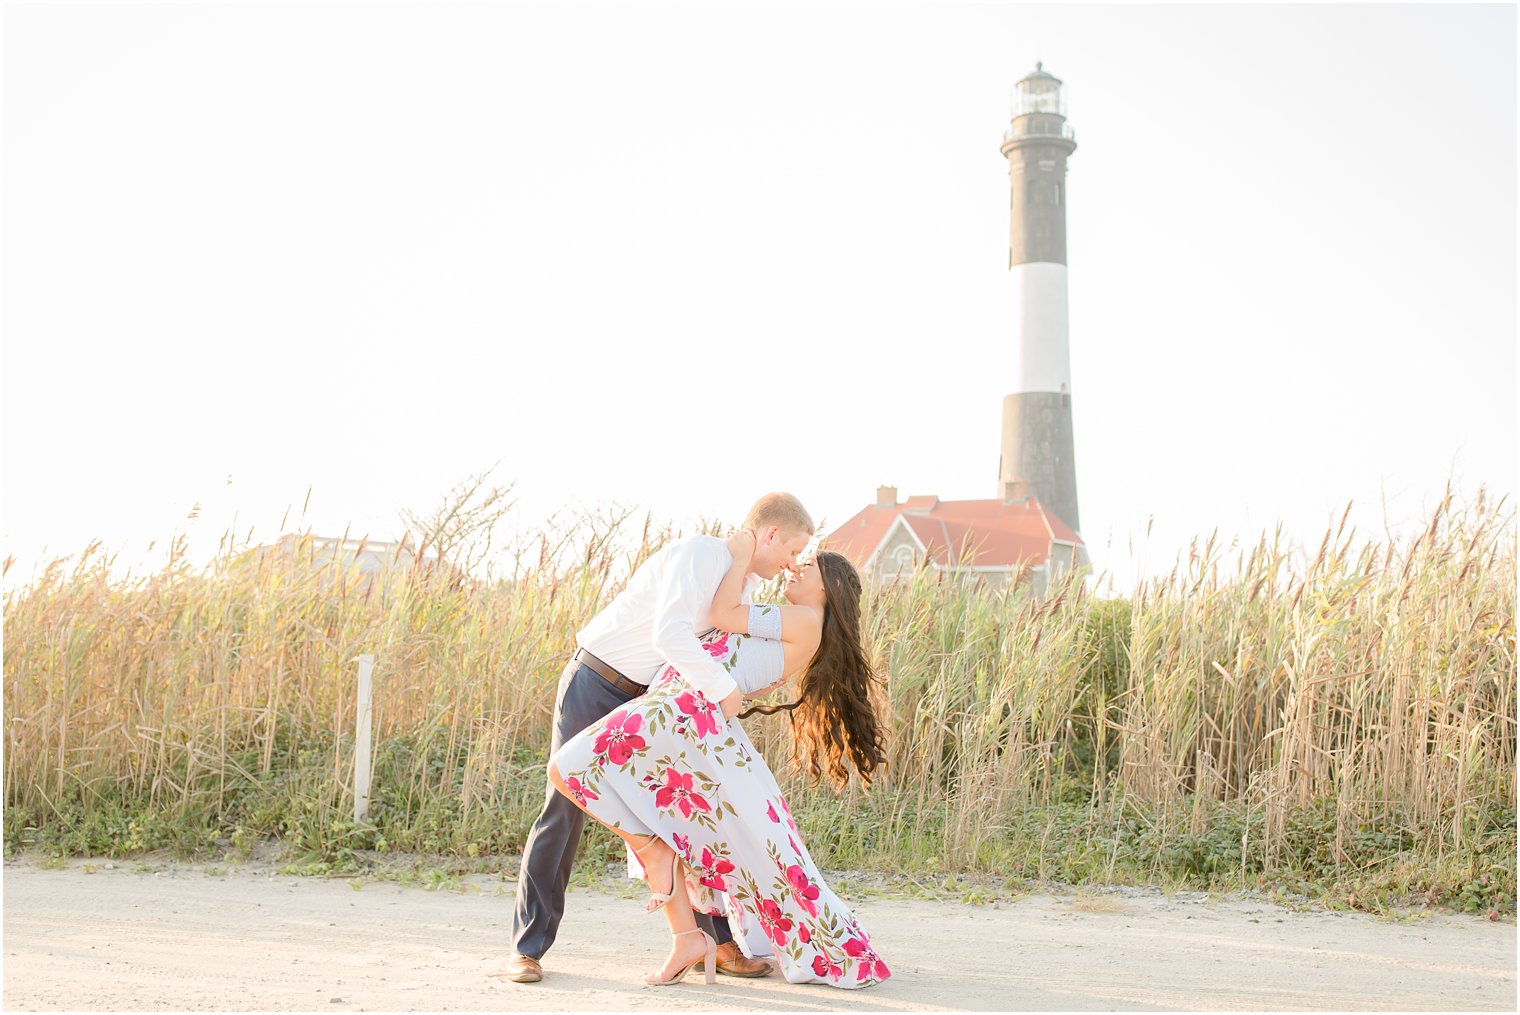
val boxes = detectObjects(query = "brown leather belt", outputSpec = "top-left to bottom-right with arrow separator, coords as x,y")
573,647 -> 648,696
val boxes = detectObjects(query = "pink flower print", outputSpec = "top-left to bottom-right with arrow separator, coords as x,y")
757,898 -> 793,947
654,768 -> 711,819
843,934 -> 890,982
812,954 -> 842,981
592,710 -> 646,766
779,796 -> 799,832
788,834 -> 802,857
695,846 -> 735,892
766,802 -> 780,823
675,690 -> 722,739
703,632 -> 731,658
564,776 -> 598,806
656,665 -> 680,687
672,833 -> 691,860
797,922 -> 811,944
785,864 -> 820,917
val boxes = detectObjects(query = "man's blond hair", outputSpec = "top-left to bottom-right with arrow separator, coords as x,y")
743,492 -> 815,537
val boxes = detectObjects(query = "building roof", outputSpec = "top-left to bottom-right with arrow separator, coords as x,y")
1019,62 -> 1062,86
825,494 -> 1081,571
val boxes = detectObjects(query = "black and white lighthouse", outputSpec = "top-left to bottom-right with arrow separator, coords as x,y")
997,63 -> 1081,536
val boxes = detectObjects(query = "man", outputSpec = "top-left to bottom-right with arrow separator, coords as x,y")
505,492 -> 815,983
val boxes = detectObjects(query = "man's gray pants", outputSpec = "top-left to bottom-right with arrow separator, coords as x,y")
510,655 -> 734,959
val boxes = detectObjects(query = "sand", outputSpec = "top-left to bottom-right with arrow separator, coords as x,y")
3,855 -> 1514,1012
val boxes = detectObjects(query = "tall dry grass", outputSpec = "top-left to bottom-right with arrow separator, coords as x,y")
4,491 -> 1514,906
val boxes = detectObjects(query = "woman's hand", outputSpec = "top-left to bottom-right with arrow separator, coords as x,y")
726,528 -> 756,566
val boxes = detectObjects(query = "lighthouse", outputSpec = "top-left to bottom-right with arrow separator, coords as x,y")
998,63 -> 1080,536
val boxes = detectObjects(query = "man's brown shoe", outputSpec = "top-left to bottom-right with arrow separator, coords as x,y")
505,954 -> 542,983
696,940 -> 772,978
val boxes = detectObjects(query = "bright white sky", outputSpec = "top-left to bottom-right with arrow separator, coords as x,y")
4,3 -> 1515,593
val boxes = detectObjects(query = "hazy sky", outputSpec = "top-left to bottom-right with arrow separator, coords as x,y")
4,3 -> 1515,592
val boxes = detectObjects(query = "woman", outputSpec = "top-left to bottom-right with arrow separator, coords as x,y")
546,532 -> 891,988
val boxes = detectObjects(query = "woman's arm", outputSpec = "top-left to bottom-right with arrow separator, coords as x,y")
706,530 -> 757,634
707,531 -> 824,648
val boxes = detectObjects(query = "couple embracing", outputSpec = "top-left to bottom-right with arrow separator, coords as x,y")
506,493 -> 891,989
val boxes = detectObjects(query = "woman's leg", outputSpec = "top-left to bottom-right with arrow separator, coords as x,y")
547,761 -> 710,981
546,760 -> 676,901
649,861 -> 713,981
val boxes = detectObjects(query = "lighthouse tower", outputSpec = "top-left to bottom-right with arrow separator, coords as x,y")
998,63 -> 1080,535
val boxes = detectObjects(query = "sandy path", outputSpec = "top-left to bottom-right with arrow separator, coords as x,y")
3,857 -> 1513,1012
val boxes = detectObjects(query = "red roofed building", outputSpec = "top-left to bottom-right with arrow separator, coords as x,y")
825,484 -> 1086,595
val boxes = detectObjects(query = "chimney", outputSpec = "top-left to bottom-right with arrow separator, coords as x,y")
876,485 -> 898,509
1001,479 -> 1029,503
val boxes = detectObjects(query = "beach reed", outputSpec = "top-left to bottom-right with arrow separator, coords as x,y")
4,489 -> 1514,911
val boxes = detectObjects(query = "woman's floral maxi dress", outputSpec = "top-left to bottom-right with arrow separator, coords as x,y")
550,615 -> 891,989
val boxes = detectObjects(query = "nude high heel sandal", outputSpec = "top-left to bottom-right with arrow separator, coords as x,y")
643,928 -> 717,986
632,834 -> 682,913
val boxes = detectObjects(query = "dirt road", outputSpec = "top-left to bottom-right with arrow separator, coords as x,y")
3,856 -> 1513,1011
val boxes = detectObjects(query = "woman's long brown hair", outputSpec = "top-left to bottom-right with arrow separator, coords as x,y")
738,551 -> 887,787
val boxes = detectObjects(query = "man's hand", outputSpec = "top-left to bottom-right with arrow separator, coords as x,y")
744,676 -> 787,701
719,687 -> 745,719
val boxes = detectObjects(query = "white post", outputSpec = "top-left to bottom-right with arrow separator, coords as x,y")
354,654 -> 376,823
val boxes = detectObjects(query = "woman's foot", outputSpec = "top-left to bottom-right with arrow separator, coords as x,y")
644,928 -> 716,986
632,834 -> 679,912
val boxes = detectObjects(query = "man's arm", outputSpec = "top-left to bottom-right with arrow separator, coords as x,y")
650,539 -> 740,707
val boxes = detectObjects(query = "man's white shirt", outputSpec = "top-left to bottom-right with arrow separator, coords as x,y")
577,534 -> 755,704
